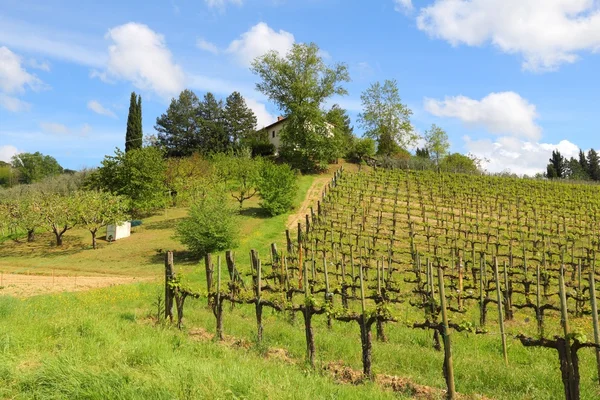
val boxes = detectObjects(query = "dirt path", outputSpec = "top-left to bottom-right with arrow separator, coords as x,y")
287,174 -> 331,231
0,273 -> 149,297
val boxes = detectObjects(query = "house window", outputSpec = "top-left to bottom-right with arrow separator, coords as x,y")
272,130 -> 276,138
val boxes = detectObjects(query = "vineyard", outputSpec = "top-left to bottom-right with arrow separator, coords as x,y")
167,167 -> 600,400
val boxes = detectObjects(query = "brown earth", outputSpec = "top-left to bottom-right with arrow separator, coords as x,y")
0,273 -> 149,297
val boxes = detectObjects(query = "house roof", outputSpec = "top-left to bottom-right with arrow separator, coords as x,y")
260,117 -> 287,131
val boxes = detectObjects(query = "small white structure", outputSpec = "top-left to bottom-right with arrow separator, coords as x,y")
106,221 -> 131,241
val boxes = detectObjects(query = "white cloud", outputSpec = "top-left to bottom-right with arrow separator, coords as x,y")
204,0 -> 243,9
416,0 -> 600,71
0,94 -> 31,112
87,100 -> 117,118
0,145 -> 19,163
40,122 -> 70,135
226,22 -> 295,66
464,135 -> 580,175
0,17 -> 106,68
394,0 -> 413,12
246,98 -> 275,129
0,46 -> 44,94
424,91 -> 541,140
197,38 -> 219,54
28,59 -> 51,72
40,122 -> 91,136
97,23 -> 185,98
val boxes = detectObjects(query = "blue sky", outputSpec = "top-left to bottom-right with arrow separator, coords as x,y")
0,0 -> 599,175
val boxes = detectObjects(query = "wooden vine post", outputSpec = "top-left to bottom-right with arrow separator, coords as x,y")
164,251 -> 174,321
493,257 -> 508,365
588,270 -> 600,384
215,255 -> 224,341
437,265 -> 456,400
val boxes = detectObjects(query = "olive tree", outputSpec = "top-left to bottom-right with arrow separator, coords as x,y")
77,191 -> 129,249
41,193 -> 80,246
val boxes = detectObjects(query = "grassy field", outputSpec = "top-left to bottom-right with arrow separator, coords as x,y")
1,167 -> 599,399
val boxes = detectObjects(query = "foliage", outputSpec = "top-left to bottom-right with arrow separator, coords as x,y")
224,91 -> 257,150
256,162 -> 298,216
423,124 -> 449,164
175,188 -> 239,258
241,129 -> 276,157
39,193 -> 80,246
213,152 -> 261,209
347,137 -> 376,163
0,165 -> 17,187
125,92 -> 143,152
358,80 -> 417,156
197,92 -> 229,154
76,190 -> 129,249
2,195 -> 44,241
546,150 -> 565,179
155,90 -> 203,157
415,147 -> 430,159
87,147 -> 167,216
325,104 -> 355,160
252,43 -> 350,171
439,153 -> 480,174
587,149 -> 600,181
11,152 -> 63,184
164,153 -> 214,206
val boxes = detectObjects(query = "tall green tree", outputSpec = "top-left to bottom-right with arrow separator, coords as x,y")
11,152 -> 63,184
546,150 -> 566,179
155,90 -> 203,157
578,149 -> 589,174
564,157 -> 590,181
325,104 -> 355,160
125,92 -> 143,152
423,124 -> 450,164
587,149 -> 600,181
252,42 -> 350,171
440,153 -> 479,174
223,92 -> 257,150
358,80 -> 417,156
198,92 -> 229,153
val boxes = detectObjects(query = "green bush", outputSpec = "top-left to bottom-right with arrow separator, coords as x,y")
347,137 -> 376,163
256,162 -> 298,216
175,190 -> 239,258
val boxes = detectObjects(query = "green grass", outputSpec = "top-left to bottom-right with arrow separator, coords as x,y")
2,167 -> 600,399
0,174 -> 315,277
0,284 -> 401,400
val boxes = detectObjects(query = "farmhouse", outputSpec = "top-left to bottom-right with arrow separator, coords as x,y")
261,116 -> 335,152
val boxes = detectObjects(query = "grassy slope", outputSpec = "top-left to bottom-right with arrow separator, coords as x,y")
1,168 -> 599,399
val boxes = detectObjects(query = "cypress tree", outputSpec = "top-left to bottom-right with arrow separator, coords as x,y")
587,149 -> 600,181
125,92 -> 143,152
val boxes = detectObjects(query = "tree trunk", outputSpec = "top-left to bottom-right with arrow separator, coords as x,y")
54,231 -> 63,246
91,230 -> 97,249
27,229 -> 35,242
376,319 -> 387,342
557,340 -> 580,400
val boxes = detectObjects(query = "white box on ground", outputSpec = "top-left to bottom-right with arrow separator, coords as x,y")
106,221 -> 131,241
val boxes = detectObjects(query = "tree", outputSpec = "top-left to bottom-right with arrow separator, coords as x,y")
578,149 -> 589,175
223,92 -> 257,150
440,153 -> 479,174
214,153 -> 261,210
88,147 -> 167,216
76,191 -> 128,249
11,152 -> 63,184
5,196 -> 44,242
415,148 -> 430,159
347,137 -> 376,164
125,92 -> 143,152
587,149 -> 600,181
424,124 -> 450,164
546,150 -> 566,179
175,188 -> 239,258
198,92 -> 229,153
40,193 -> 79,246
155,90 -> 203,157
252,42 -> 350,171
564,157 -> 590,181
358,80 -> 417,156
256,162 -> 298,216
326,104 -> 355,160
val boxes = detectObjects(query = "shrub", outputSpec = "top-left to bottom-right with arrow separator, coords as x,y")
347,137 -> 376,163
256,162 -> 298,216
175,190 -> 239,258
